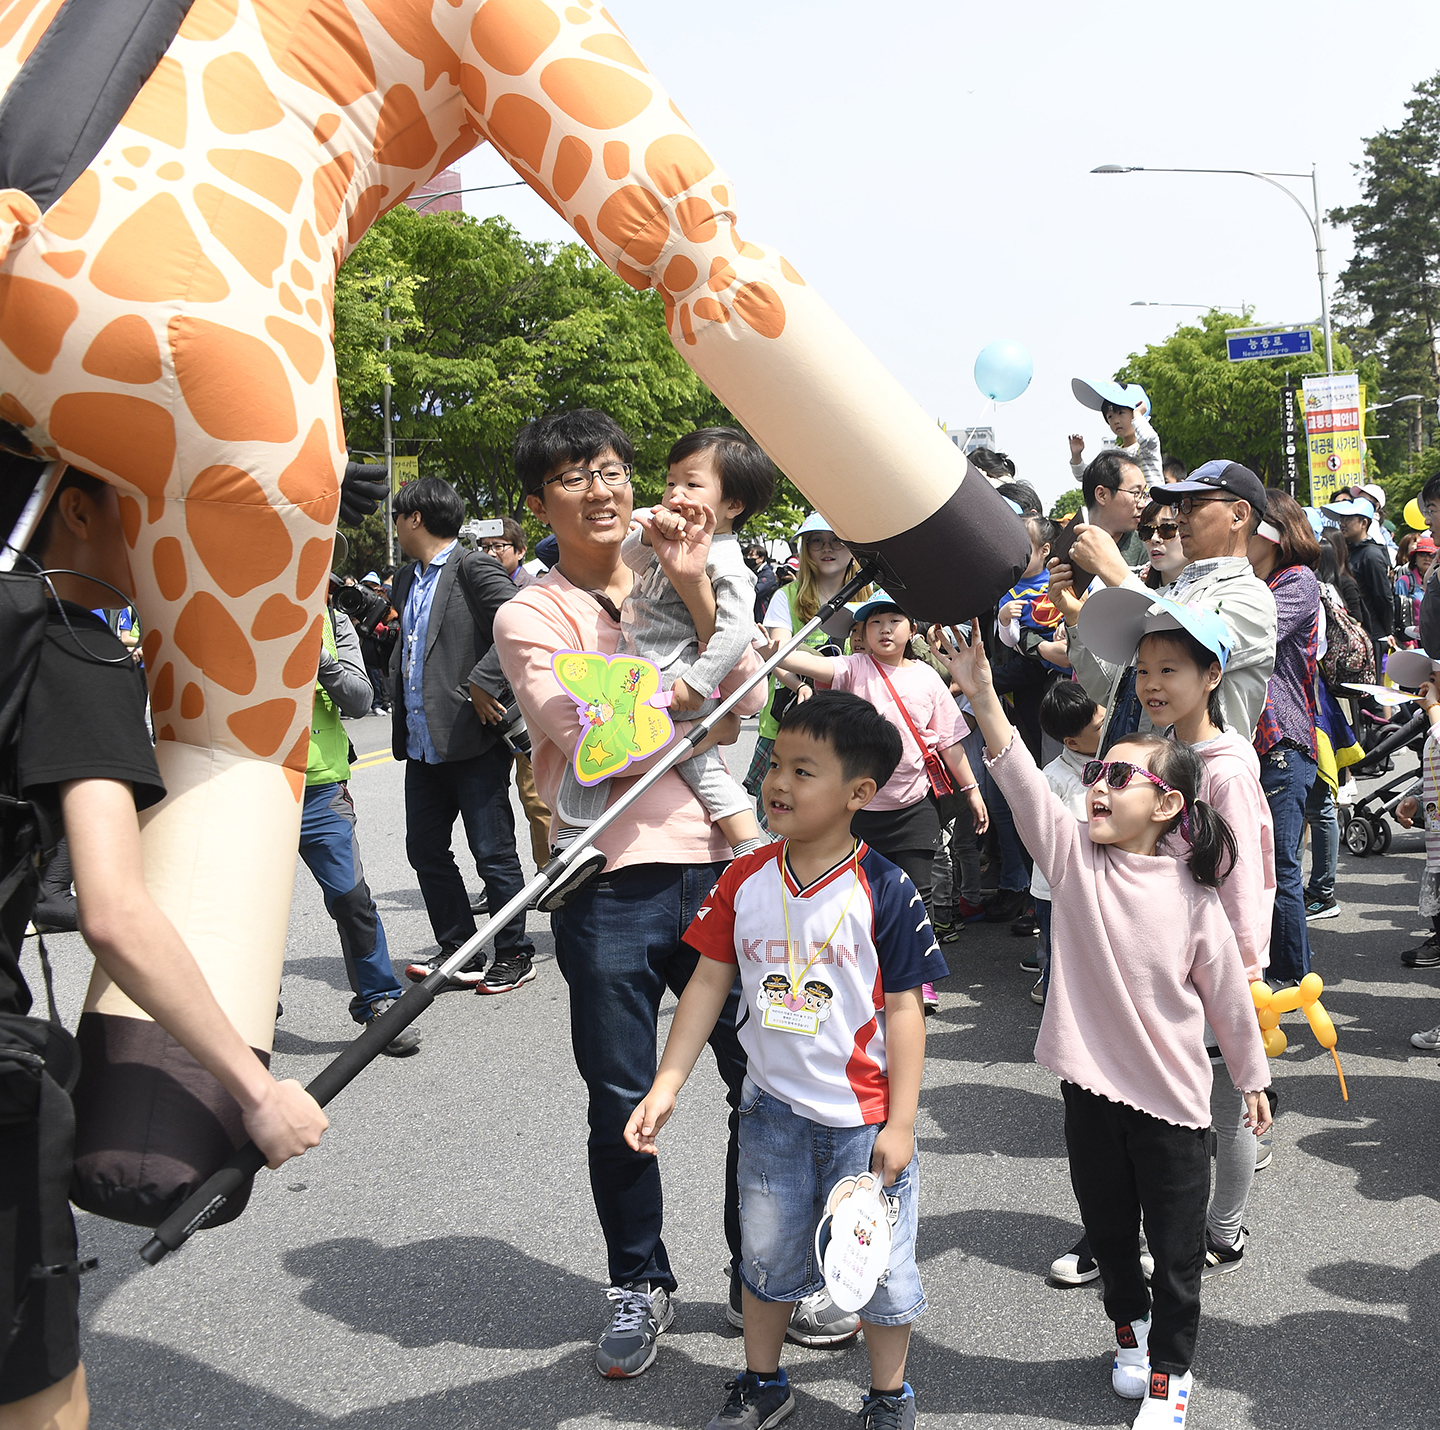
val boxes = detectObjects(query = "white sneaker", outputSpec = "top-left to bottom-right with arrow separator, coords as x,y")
1410,1024 -> 1440,1050
1132,1369 -> 1192,1427
1111,1315 -> 1150,1398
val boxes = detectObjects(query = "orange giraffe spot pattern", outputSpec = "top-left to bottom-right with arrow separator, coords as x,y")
278,420 -> 340,518
488,92 -> 551,173
90,193 -> 229,303
117,57 -> 188,148
169,316 -> 297,443
174,592 -> 257,696
265,316 -> 324,384
180,682 -> 205,720
48,392 -> 174,499
283,615 -> 326,687
253,0 -> 377,108
40,169 -> 99,240
82,315 -> 164,385
39,250 -> 83,279
227,697 -> 298,757
152,661 -> 176,712
152,536 -> 188,602
472,0 -> 561,74
202,51 -> 283,134
194,183 -> 288,286
208,149 -> 302,212
185,465 -> 294,598
375,83 -> 439,170
540,56 -> 651,129
252,593 -> 309,641
0,272 -> 77,372
178,0 -> 238,43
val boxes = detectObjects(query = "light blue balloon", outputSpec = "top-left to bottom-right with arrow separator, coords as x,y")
974,339 -> 1034,402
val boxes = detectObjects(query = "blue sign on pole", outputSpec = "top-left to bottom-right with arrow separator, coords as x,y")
1226,330 -> 1314,362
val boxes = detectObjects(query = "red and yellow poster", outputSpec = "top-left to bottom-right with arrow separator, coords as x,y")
1303,374 -> 1365,504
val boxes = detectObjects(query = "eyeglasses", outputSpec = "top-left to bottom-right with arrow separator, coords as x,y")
1139,522 -> 1180,542
478,540 -> 514,554
1116,484 -> 1149,502
804,534 -> 848,551
1174,494 -> 1239,516
543,463 -> 633,493
1082,759 -> 1178,797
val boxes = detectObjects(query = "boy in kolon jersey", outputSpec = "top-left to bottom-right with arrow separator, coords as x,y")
625,691 -> 945,1430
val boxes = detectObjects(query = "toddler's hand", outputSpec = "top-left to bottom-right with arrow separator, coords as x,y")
998,600 -> 1023,624
1242,1090 -> 1273,1138
1397,796 -> 1419,829
1068,434 -> 1085,463
669,677 -> 702,713
625,1087 -> 676,1155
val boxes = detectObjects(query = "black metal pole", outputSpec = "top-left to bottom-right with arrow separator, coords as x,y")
139,562 -> 881,1265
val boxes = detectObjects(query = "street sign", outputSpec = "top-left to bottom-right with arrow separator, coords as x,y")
1281,383 -> 1299,497
1226,329 -> 1314,362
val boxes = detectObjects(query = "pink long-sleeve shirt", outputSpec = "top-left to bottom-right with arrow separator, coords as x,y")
986,735 -> 1270,1128
1194,731 -> 1275,981
492,568 -> 767,872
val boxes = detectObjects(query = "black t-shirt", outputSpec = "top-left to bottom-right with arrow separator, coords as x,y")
0,602 -> 164,1016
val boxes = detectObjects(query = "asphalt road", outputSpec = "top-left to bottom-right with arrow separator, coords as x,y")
26,712 -> 1440,1429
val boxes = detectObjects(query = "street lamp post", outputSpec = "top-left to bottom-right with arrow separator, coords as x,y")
1094,164 -> 1334,375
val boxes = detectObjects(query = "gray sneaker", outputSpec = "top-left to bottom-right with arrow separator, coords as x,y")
786,1287 -> 859,1347
726,1272 -> 859,1347
705,1371 -> 795,1429
596,1282 -> 673,1378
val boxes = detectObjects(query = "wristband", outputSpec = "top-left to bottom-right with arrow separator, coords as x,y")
957,782 -> 979,794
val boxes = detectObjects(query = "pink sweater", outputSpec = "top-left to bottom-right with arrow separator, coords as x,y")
493,569 -> 767,872
987,735 -> 1270,1128
1194,731 -> 1275,980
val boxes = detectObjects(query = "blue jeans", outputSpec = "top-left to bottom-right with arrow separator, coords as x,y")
551,861 -> 746,1290
1304,778 -> 1338,901
299,782 -> 401,1021
403,744 -> 534,957
736,1076 -> 925,1325
1260,746 -> 1316,982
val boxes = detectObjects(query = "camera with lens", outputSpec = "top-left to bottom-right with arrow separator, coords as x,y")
328,573 -> 389,633
497,696 -> 531,757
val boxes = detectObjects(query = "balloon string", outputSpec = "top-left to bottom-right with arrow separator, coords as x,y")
1330,1047 -> 1349,1102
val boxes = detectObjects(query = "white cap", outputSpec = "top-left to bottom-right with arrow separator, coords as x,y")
1358,482 -> 1387,511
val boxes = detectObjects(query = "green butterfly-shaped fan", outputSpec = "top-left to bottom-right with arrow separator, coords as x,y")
551,650 -> 676,785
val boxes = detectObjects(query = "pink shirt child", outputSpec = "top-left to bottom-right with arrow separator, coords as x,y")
493,569 -> 767,872
828,654 -> 968,810
986,735 -> 1270,1129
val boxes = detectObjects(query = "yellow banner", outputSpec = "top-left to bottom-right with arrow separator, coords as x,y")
392,454 -> 419,492
1302,374 -> 1364,505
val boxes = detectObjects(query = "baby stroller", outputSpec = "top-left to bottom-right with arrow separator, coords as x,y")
1340,706 -> 1427,856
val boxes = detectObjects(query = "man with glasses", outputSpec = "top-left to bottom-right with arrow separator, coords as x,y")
388,476 -> 538,994
479,517 -> 536,590
1053,461 -> 1277,748
494,409 -> 764,1381
1072,450 -> 1151,573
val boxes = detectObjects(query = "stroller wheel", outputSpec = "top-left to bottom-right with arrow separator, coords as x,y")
1372,818 -> 1392,854
1345,817 -> 1374,856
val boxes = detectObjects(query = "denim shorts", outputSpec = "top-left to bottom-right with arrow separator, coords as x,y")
735,1076 -> 925,1326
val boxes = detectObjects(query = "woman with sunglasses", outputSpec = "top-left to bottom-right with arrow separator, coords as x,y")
931,623 -> 1270,1430
1138,503 -> 1186,591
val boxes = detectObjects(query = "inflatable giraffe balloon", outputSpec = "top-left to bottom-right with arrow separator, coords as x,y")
0,0 -> 1028,1224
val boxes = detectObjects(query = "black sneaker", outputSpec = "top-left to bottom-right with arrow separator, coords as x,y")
931,916 -> 962,944
1304,894 -> 1339,921
1019,950 -> 1041,974
1403,934 -> 1440,968
1010,914 -> 1040,938
478,951 -> 537,994
596,1282 -> 673,1378
858,1384 -> 916,1429
469,891 -> 488,915
364,997 -> 420,1056
983,888 -> 1030,923
1201,1227 -> 1246,1279
404,950 -> 487,986
705,1371 -> 795,1429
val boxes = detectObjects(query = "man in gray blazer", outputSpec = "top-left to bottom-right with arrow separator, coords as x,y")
388,477 -> 537,993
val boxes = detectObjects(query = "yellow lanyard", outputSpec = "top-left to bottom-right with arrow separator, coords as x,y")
778,840 -> 862,1007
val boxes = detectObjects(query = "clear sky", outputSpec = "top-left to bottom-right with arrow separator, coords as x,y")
456,0 -> 1440,511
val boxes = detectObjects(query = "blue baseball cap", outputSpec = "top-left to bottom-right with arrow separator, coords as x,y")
361,570 -> 382,585
796,510 -> 842,538
1072,377 -> 1151,416
1077,587 -> 1232,671
1322,500 -> 1373,520
851,589 -> 911,625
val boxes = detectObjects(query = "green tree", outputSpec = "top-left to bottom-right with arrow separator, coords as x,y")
1116,310 -> 1353,500
1329,70 -> 1440,500
1049,488 -> 1083,520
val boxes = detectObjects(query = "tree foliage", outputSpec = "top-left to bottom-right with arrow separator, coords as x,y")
1116,311 -> 1357,500
1329,70 -> 1440,501
1049,488 -> 1083,520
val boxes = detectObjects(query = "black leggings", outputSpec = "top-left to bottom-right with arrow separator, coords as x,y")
851,798 -> 940,914
1061,1082 -> 1210,1374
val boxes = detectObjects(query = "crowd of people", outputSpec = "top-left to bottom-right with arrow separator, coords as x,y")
5,385 -> 1439,1430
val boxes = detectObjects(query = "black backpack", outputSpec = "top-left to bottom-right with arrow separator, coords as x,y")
0,567 -> 94,1360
